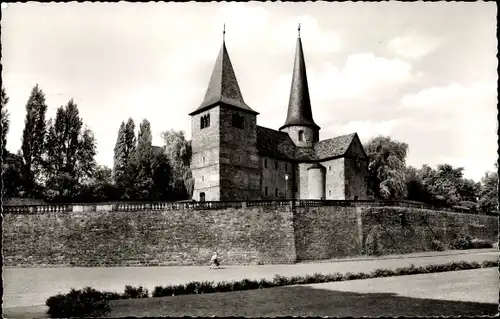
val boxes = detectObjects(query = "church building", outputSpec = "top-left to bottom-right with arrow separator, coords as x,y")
189,27 -> 369,202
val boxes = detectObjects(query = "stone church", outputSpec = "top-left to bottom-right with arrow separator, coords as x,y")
189,29 -> 369,202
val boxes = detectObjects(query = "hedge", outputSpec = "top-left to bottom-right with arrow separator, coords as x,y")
46,259 -> 498,317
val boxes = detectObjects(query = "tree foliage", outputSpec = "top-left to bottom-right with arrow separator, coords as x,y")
478,166 -> 498,213
113,118 -> 138,199
364,136 -> 408,200
20,84 -> 48,195
1,87 -> 10,160
43,100 -> 97,200
161,129 -> 193,200
135,119 -> 154,199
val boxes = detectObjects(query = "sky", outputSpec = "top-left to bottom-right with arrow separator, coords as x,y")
1,1 -> 497,182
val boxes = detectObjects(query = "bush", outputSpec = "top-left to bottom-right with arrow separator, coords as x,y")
451,237 -> 493,250
123,285 -> 149,299
431,239 -> 446,251
46,287 -> 111,318
481,260 -> 498,268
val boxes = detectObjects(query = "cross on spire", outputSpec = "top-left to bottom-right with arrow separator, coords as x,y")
298,23 -> 301,38
223,23 -> 226,42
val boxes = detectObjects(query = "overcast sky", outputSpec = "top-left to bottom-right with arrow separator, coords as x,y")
2,2 -> 497,182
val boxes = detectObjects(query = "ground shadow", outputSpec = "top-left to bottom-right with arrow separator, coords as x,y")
108,285 -> 499,317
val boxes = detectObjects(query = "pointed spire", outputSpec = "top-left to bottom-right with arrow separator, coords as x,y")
280,27 -> 320,131
189,29 -> 258,116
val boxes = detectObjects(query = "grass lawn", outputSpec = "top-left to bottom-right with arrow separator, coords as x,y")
108,268 -> 499,317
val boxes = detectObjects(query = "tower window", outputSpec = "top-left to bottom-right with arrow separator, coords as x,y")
265,186 -> 268,196
329,190 -> 331,196
298,130 -> 304,141
329,166 -> 331,171
232,113 -> 244,129
203,157 -> 206,164
275,188 -> 278,197
264,159 -> 268,168
200,114 -> 210,129
202,176 -> 204,182
275,161 -> 278,170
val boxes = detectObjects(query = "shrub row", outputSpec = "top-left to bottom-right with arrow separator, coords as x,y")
451,237 -> 493,250
46,260 -> 498,317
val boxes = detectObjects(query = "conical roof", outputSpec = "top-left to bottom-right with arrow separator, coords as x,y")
280,35 -> 320,130
189,41 -> 258,116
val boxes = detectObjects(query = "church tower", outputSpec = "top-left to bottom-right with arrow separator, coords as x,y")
189,28 -> 261,201
280,25 -> 320,148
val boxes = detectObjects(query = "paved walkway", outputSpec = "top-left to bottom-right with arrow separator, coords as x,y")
3,249 -> 498,309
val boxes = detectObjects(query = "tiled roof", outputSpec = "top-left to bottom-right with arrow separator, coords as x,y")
314,133 -> 356,160
256,126 -> 296,160
189,41 -> 258,116
280,37 -> 320,130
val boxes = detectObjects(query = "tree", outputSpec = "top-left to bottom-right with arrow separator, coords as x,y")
20,84 -> 48,195
1,87 -> 10,160
78,165 -> 119,202
364,136 -> 408,200
478,165 -> 498,213
43,99 -> 97,200
135,119 -> 154,199
150,149 -> 172,201
113,118 -> 137,199
161,129 -> 194,200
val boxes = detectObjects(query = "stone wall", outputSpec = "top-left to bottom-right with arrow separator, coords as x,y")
344,136 -> 369,200
260,156 -> 293,200
360,207 -> 499,255
3,206 -> 296,267
3,204 -> 497,267
294,206 -> 363,260
322,158 -> 345,199
280,126 -> 318,148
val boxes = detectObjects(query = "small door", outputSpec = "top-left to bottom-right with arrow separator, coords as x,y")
200,192 -> 206,202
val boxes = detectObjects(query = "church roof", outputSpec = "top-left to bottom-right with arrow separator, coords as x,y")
255,128 -> 360,162
280,35 -> 320,131
189,41 -> 258,116
314,133 -> 357,160
256,126 -> 296,160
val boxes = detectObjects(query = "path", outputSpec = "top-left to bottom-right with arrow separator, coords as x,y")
3,249 -> 497,308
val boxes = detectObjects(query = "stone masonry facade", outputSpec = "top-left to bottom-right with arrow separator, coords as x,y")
3,205 -> 497,267
189,32 -> 369,202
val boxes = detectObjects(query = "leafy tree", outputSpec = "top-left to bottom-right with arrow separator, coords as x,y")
364,136 -> 408,200
1,87 -> 10,160
161,129 -> 193,200
2,151 -> 24,198
150,148 -> 172,201
135,119 -> 154,199
20,84 -> 48,195
78,165 -> 119,202
405,166 -> 432,203
113,122 -> 126,182
478,165 -> 498,213
43,100 -> 97,200
113,118 -> 138,199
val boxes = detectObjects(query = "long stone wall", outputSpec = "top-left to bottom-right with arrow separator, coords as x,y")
3,206 -> 296,267
2,202 -> 497,267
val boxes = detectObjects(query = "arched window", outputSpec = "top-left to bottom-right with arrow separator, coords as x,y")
200,192 -> 206,202
298,130 -> 304,142
200,114 -> 210,129
232,113 -> 244,129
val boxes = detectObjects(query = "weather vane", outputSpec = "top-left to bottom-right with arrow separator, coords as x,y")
223,23 -> 226,41
298,23 -> 301,37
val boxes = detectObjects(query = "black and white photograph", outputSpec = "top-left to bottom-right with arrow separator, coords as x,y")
1,1 -> 498,318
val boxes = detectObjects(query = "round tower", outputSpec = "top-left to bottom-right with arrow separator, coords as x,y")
307,163 -> 325,200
